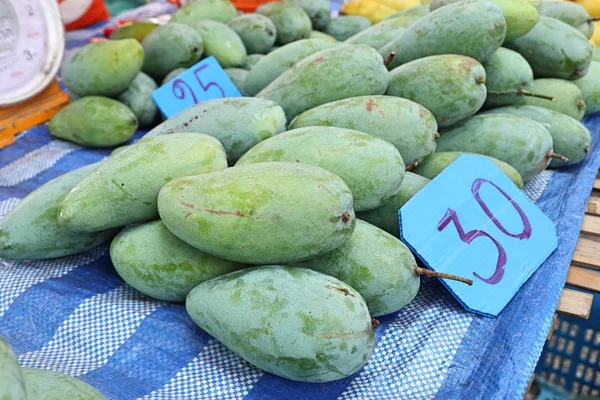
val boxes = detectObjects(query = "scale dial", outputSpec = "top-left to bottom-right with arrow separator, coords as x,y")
0,0 -> 64,107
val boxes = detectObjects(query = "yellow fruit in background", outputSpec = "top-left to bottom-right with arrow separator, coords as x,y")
576,0 -> 600,17
420,0 -> 431,4
340,0 -> 397,23
591,20 -> 600,45
377,0 -> 420,11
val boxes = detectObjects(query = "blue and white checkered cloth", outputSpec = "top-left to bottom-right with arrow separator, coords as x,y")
2,4 -> 600,399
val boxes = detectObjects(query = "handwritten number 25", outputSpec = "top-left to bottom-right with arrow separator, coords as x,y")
436,178 -> 532,285
172,64 -> 225,103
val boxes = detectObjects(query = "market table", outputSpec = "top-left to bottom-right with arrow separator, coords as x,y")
2,4 -> 600,399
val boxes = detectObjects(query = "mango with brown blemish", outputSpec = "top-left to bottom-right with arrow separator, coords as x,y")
185,266 -> 374,381
158,162 -> 355,264
386,55 -> 487,127
58,133 -> 227,232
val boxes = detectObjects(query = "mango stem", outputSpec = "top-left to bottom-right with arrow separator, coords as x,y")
371,318 -> 380,329
405,161 -> 418,171
588,17 -> 600,22
413,266 -> 474,285
434,132 -> 440,140
548,153 -> 569,162
383,52 -> 396,67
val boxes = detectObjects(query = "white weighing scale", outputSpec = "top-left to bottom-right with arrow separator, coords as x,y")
0,0 -> 69,148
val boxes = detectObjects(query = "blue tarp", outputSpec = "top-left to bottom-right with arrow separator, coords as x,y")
1,4 -> 600,399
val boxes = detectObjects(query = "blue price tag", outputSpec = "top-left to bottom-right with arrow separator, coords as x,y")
399,154 -> 558,317
151,56 -> 242,119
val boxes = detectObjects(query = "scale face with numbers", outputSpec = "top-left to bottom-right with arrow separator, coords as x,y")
0,0 -> 65,106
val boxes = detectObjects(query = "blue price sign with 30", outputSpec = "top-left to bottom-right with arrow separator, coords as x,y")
400,154 -> 557,316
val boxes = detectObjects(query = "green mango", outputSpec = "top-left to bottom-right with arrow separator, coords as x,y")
108,21 -> 159,42
531,1 -> 595,39
357,172 -> 429,237
158,162 -> 355,264
344,16 -> 419,49
413,152 -> 524,188
483,47 -> 535,109
288,95 -> 437,165
482,105 -> 591,168
225,68 -> 249,94
257,45 -> 389,120
228,14 -> 277,54
141,23 -> 203,81
0,163 -> 117,260
0,337 -> 27,400
256,2 -> 313,45
185,266 -> 374,382
286,0 -> 331,30
521,78 -> 586,121
325,16 -> 371,41
430,0 -> 538,42
236,127 -> 405,211
110,220 -> 244,302
241,54 -> 265,70
386,54 -> 486,127
145,98 -> 286,163
593,47 -> 600,62
192,20 -> 247,68
116,72 -> 157,127
437,114 -> 553,181
22,368 -> 106,399
243,39 -> 339,96
162,68 -> 186,85
505,17 -> 592,80
62,39 -> 143,97
49,97 -> 138,147
392,4 -> 430,17
574,61 -> 600,115
380,0 -> 506,70
309,30 -> 339,42
297,219 -> 418,316
170,0 -> 236,24
58,134 -> 227,232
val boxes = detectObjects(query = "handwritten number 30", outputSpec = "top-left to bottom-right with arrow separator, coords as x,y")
436,179 -> 532,285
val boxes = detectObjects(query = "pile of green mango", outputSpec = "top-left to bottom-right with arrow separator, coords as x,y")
7,0 -> 600,385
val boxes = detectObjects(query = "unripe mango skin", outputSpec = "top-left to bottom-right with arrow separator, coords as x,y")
256,2 -> 313,45
357,172 -> 429,237
380,0 -> 506,70
185,266 -> 374,382
437,114 -> 553,181
286,0 -> 331,30
144,98 -> 287,164
110,221 -> 245,302
574,61 -> 600,116
288,95 -> 437,165
49,96 -> 138,148
108,21 -> 159,42
521,78 -> 586,121
158,162 -> 356,264
193,20 -> 247,68
309,30 -> 338,42
482,105 -> 591,168
482,47 -> 534,109
62,39 -> 143,97
243,39 -> 339,96
344,15 -> 419,49
242,54 -> 265,70
325,16 -> 372,41
0,337 -> 27,400
236,127 -> 405,211
22,368 -> 106,400
58,134 -> 228,232
391,4 -> 429,16
386,55 -> 486,127
116,72 -> 158,127
0,163 -> 117,260
257,45 -> 390,120
228,14 -> 277,54
413,152 -> 524,188
170,0 -> 237,24
225,68 -> 249,94
505,17 -> 593,81
141,23 -> 203,81
297,220 -> 419,316
162,68 -> 186,85
430,0 -> 539,42
531,1 -> 595,39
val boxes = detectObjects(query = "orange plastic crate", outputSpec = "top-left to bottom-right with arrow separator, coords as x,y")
231,0 -> 278,12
